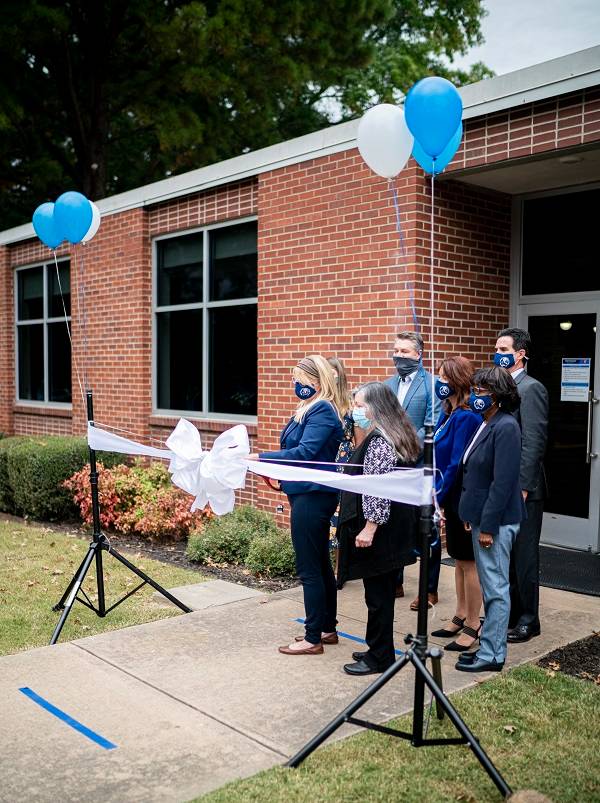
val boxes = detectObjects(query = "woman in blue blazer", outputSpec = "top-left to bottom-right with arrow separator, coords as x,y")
430,356 -> 483,652
456,366 -> 526,674
259,355 -> 344,655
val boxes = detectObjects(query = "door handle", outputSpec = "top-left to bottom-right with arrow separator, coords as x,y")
587,391 -> 598,463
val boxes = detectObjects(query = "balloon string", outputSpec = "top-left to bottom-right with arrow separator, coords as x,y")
389,180 -> 420,333
52,251 -> 85,406
429,169 -> 435,427
76,245 -> 89,389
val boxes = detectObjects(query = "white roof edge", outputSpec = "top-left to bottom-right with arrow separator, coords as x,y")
2,45 -> 600,247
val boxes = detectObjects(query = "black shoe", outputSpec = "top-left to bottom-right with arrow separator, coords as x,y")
457,651 -> 479,664
432,615 -> 465,638
456,658 -> 504,673
507,625 -> 541,643
352,650 -> 368,661
343,659 -> 382,676
444,624 -> 481,652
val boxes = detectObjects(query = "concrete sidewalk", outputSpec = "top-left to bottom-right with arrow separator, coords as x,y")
1,562 -> 599,803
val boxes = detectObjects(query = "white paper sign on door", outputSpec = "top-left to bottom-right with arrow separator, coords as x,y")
561,357 -> 591,402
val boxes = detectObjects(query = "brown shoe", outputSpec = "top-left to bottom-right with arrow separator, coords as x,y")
409,593 -> 439,611
278,642 -> 324,655
395,584 -> 405,598
294,632 -> 339,644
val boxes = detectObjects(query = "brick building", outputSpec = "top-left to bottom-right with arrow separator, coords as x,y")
1,47 -> 599,555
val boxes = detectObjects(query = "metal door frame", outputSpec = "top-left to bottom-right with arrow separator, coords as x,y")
518,300 -> 600,552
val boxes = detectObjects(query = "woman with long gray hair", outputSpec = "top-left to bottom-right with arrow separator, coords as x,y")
337,382 -> 420,675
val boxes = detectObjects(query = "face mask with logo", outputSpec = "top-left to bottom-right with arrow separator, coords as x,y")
494,352 -> 515,369
352,408 -> 372,430
294,381 -> 317,401
469,392 -> 494,415
393,355 -> 420,378
435,379 -> 455,400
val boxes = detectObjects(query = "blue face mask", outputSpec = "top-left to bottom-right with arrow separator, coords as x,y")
469,392 -> 494,415
435,379 -> 455,400
494,352 -> 515,369
294,381 -> 317,400
352,408 -> 372,430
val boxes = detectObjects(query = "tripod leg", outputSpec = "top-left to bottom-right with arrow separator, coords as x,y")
287,651 -> 412,767
429,654 -> 445,721
107,546 -> 192,613
50,544 -> 98,645
52,549 -> 90,611
411,651 -> 512,798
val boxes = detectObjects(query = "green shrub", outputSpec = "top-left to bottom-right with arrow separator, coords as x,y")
245,527 -> 296,578
186,504 -> 278,565
0,437 -> 27,513
6,436 -> 123,521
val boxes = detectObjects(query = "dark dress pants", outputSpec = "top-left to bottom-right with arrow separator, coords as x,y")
509,497 -> 544,630
363,569 -> 398,670
289,492 -> 339,645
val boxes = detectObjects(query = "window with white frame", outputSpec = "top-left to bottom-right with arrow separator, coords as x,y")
154,220 -> 257,417
16,261 -> 72,404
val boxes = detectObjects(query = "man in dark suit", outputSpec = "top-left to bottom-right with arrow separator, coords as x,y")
384,331 -> 440,601
495,327 -> 549,643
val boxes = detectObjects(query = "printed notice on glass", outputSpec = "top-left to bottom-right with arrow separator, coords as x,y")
561,358 -> 591,402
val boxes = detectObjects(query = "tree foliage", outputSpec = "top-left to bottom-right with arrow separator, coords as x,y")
0,0 -> 491,227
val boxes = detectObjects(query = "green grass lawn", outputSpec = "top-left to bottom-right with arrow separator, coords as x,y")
198,665 -> 600,803
0,519 -> 204,655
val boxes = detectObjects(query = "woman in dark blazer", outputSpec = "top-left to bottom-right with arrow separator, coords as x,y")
337,382 -> 420,676
430,356 -> 483,652
456,366 -> 526,674
258,355 -> 344,655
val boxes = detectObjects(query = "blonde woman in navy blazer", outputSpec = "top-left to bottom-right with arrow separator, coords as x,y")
456,366 -> 526,674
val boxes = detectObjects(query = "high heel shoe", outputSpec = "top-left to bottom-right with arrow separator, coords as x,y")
444,624 -> 481,652
431,616 -> 465,638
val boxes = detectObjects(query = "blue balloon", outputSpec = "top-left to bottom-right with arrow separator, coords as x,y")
54,191 -> 93,244
413,122 -> 463,175
405,77 -> 463,158
32,203 -> 64,250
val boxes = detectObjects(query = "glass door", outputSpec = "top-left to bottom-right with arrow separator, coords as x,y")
518,301 -> 599,552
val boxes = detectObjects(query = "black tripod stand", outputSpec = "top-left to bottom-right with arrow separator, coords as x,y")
287,425 -> 512,799
50,389 -> 192,645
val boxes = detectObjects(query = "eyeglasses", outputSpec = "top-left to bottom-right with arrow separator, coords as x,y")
471,386 -> 491,396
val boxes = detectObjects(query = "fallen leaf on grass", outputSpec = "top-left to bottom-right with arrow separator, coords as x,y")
545,669 -> 556,678
51,570 -> 64,576
548,661 -> 561,671
27,580 -> 36,587
503,724 -> 517,734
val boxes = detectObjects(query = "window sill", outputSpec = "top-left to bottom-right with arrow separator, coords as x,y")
149,415 -> 257,437
13,404 -> 73,419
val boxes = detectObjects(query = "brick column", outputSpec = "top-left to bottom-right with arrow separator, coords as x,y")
0,245 -> 14,435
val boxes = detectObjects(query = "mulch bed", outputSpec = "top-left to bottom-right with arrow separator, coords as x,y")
538,633 -> 600,685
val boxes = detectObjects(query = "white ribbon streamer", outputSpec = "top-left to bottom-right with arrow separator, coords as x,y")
87,421 -> 426,514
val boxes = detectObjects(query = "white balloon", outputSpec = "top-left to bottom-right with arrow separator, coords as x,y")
81,202 -> 101,243
357,104 -> 414,179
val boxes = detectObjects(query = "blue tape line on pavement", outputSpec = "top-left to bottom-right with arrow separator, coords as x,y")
293,618 -> 404,656
18,687 -> 117,750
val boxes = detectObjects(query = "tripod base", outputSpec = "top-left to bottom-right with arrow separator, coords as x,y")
50,534 -> 192,645
287,641 -> 511,799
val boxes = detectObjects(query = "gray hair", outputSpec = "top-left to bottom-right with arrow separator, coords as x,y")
395,331 -> 424,354
356,382 -> 420,463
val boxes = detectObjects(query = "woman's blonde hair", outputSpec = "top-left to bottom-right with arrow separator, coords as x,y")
327,357 -> 352,417
293,355 -> 342,422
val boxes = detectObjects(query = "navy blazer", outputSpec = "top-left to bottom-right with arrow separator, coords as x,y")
259,400 -> 344,496
434,407 -> 481,505
384,366 -> 440,442
458,410 -> 527,535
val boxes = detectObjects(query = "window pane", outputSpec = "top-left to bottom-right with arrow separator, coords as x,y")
209,222 -> 257,301
522,188 -> 600,295
157,309 -> 202,410
157,233 -> 203,306
209,305 -> 257,415
18,267 -> 44,320
18,325 -> 44,400
48,261 -> 71,318
48,322 -> 72,403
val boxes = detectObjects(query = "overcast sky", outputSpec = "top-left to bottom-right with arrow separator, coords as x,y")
451,0 -> 600,76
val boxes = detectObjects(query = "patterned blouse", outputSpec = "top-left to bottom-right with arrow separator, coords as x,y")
362,433 -> 396,525
336,413 -> 355,468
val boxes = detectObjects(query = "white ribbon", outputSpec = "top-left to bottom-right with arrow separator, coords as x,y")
87,421 -> 426,514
